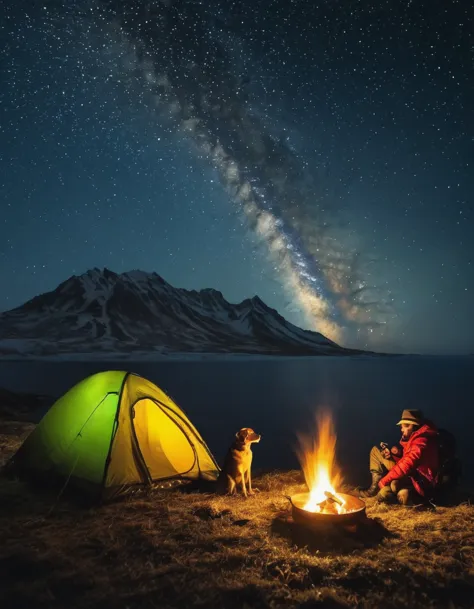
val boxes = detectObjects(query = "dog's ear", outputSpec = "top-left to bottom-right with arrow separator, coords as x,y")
235,428 -> 248,441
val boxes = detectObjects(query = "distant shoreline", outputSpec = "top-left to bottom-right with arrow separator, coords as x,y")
0,351 -> 397,362
0,352 -> 472,362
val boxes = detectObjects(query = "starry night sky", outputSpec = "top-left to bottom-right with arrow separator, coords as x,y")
1,0 -> 473,354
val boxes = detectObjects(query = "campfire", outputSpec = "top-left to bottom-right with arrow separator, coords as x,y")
290,409 -> 365,525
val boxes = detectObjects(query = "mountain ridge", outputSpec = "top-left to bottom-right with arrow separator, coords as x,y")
0,268 -> 366,357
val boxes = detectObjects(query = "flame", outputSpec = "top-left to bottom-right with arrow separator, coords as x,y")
296,409 -> 346,513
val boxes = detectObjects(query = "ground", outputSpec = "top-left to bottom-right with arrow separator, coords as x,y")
1,421 -> 474,609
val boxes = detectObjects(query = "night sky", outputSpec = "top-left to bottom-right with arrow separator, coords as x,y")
1,0 -> 472,354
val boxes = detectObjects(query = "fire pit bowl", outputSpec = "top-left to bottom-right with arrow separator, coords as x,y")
288,492 -> 366,526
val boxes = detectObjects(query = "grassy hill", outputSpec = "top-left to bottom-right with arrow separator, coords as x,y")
1,420 -> 474,608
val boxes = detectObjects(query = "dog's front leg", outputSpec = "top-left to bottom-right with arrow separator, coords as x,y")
248,468 -> 254,495
240,471 -> 248,498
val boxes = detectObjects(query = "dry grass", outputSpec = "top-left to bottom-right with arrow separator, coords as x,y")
1,423 -> 474,609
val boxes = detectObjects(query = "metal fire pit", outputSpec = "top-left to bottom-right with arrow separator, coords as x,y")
288,492 -> 366,526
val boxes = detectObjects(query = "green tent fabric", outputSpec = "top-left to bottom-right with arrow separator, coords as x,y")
9,371 -> 219,500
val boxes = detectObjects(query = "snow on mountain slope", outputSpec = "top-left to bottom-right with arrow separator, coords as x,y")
0,268 -> 359,357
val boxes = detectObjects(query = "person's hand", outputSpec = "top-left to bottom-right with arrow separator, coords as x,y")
380,442 -> 391,459
391,446 -> 401,457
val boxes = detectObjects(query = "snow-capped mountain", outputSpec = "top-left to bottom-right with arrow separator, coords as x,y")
0,268 -> 358,357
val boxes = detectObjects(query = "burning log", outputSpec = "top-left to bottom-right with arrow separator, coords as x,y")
289,492 -> 366,525
324,491 -> 344,506
316,491 -> 344,509
313,491 -> 346,514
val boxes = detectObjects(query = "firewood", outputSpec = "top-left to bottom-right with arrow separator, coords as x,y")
324,491 -> 344,506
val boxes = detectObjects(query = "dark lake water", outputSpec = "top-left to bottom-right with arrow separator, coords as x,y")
0,355 -> 473,485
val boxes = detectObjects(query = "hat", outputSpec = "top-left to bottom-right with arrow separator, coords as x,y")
396,409 -> 424,426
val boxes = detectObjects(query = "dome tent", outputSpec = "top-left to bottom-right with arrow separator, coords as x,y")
8,371 -> 219,501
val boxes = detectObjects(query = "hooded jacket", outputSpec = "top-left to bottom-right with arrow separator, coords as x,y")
379,421 -> 439,496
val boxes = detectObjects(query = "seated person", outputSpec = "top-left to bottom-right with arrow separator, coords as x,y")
359,409 -> 440,505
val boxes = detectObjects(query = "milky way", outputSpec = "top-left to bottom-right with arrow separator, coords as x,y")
3,0 -> 471,353
91,0 -> 394,345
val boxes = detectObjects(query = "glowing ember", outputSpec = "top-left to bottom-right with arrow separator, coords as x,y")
296,409 -> 348,514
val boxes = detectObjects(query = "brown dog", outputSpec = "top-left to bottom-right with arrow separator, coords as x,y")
217,428 -> 261,497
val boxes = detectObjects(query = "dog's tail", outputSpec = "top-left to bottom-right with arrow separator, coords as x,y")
215,470 -> 230,495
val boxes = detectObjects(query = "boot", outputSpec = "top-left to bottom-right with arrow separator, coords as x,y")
359,472 -> 383,498
396,489 -> 411,506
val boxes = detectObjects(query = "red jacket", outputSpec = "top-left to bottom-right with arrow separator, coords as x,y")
379,422 -> 439,497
